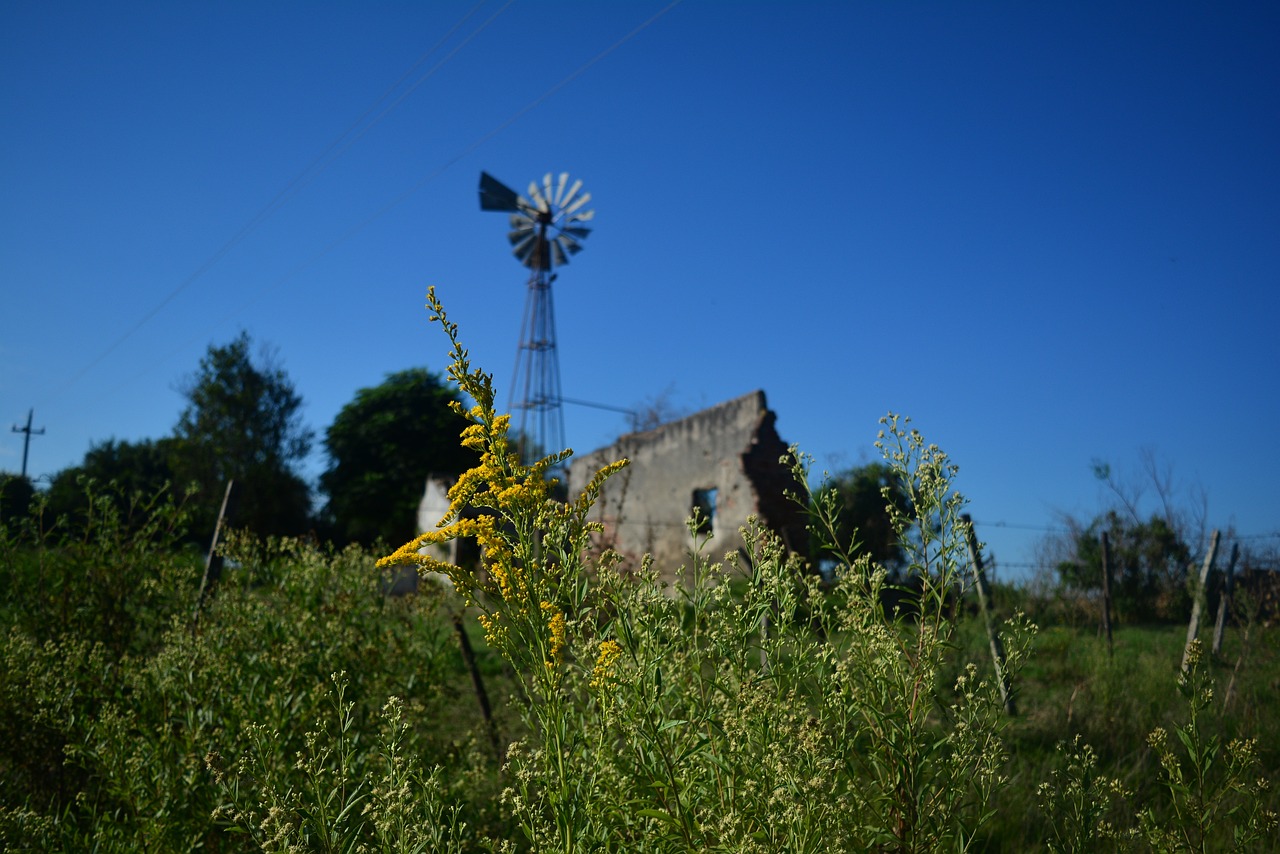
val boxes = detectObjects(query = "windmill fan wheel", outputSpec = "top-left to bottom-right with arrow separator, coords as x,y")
481,171 -> 594,270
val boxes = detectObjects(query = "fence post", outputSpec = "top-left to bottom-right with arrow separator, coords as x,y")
960,514 -> 1016,716
1181,529 -> 1220,671
1100,531 -> 1114,657
1211,542 -> 1240,656
453,614 -> 503,762
194,480 -> 236,623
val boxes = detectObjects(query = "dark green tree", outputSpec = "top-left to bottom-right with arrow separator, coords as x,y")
169,332 -> 313,540
814,462 -> 912,574
320,367 -> 475,546
1057,510 -> 1192,622
0,472 -> 35,531
43,438 -> 178,531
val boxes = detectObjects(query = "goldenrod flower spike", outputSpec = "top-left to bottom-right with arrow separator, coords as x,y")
590,639 -> 624,690
540,601 -> 566,667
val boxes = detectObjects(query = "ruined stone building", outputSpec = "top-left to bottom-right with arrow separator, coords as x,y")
567,390 -> 808,576
414,390 -> 808,583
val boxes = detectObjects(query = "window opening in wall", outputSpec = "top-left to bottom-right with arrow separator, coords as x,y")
691,487 -> 718,536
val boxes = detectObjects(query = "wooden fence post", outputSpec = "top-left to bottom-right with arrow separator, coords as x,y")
194,480 -> 235,624
960,514 -> 1016,716
1211,542 -> 1240,656
453,614 -> 503,762
1100,531 -> 1114,657
1181,529 -> 1220,671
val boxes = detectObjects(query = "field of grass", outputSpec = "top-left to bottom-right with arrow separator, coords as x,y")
1,495 -> 1276,851
956,612 -> 1280,849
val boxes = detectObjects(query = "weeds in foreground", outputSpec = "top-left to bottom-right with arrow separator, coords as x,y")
211,674 -> 466,853
373,288 -> 1033,852
2,285 -> 1274,851
1039,640 -> 1276,852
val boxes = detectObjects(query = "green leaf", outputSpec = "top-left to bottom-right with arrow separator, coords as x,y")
636,808 -> 681,828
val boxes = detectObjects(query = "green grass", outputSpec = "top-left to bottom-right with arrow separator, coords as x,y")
945,607 -> 1280,851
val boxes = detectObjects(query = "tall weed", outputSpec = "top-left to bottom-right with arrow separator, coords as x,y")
376,289 -> 1033,852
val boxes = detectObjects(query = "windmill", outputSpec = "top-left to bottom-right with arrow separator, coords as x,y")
478,171 -> 594,464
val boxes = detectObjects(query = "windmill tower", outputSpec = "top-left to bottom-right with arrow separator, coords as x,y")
479,171 -> 593,463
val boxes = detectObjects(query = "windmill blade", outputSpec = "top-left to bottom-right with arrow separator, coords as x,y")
554,172 -> 569,205
561,226 -> 591,240
559,178 -> 584,210
549,239 -> 569,268
478,172 -> 522,212
562,191 -> 592,217
527,180 -> 549,212
511,235 -> 538,266
567,207 -> 595,223
509,212 -> 535,232
510,233 -> 539,267
556,233 -> 584,255
543,173 -> 556,208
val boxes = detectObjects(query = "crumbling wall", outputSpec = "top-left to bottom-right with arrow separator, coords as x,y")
567,390 -> 807,577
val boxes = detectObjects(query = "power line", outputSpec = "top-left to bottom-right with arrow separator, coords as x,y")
560,396 -> 637,416
973,518 -> 1280,545
42,0 -> 509,407
91,1 -> 686,408
970,519 -> 1068,534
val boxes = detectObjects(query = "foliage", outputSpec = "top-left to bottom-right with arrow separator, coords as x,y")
1036,641 -> 1277,851
0,478 -> 195,657
1056,510 -> 1193,621
213,677 -> 466,853
1,288 -> 1275,852
41,437 -> 177,533
0,471 -> 35,530
376,290 -> 1031,851
0,479 -> 498,852
320,367 -> 475,547
1042,450 -> 1211,624
0,479 -> 198,830
170,331 -> 314,539
811,460 -> 911,574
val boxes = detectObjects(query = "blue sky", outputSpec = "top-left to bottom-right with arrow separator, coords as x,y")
2,1 -> 1277,577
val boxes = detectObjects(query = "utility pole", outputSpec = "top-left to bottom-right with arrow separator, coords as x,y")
11,409 -> 45,478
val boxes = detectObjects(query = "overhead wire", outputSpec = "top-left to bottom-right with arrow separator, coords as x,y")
92,0 -> 685,408
42,0 -> 508,407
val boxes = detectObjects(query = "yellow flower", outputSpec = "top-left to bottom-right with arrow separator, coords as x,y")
591,639 -> 624,689
541,601 -> 566,667
477,612 -> 507,649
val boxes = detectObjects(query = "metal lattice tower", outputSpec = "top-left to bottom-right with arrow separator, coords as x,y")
479,171 -> 593,463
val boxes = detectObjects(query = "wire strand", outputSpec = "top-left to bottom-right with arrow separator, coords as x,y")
42,0 -> 509,406
91,1 -> 685,408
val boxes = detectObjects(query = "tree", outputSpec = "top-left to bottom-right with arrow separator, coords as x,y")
1043,451 -> 1207,622
814,462 -> 912,574
624,385 -> 687,433
43,438 -> 179,533
169,332 -> 313,539
0,472 -> 35,531
319,367 -> 475,546
1055,510 -> 1192,622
